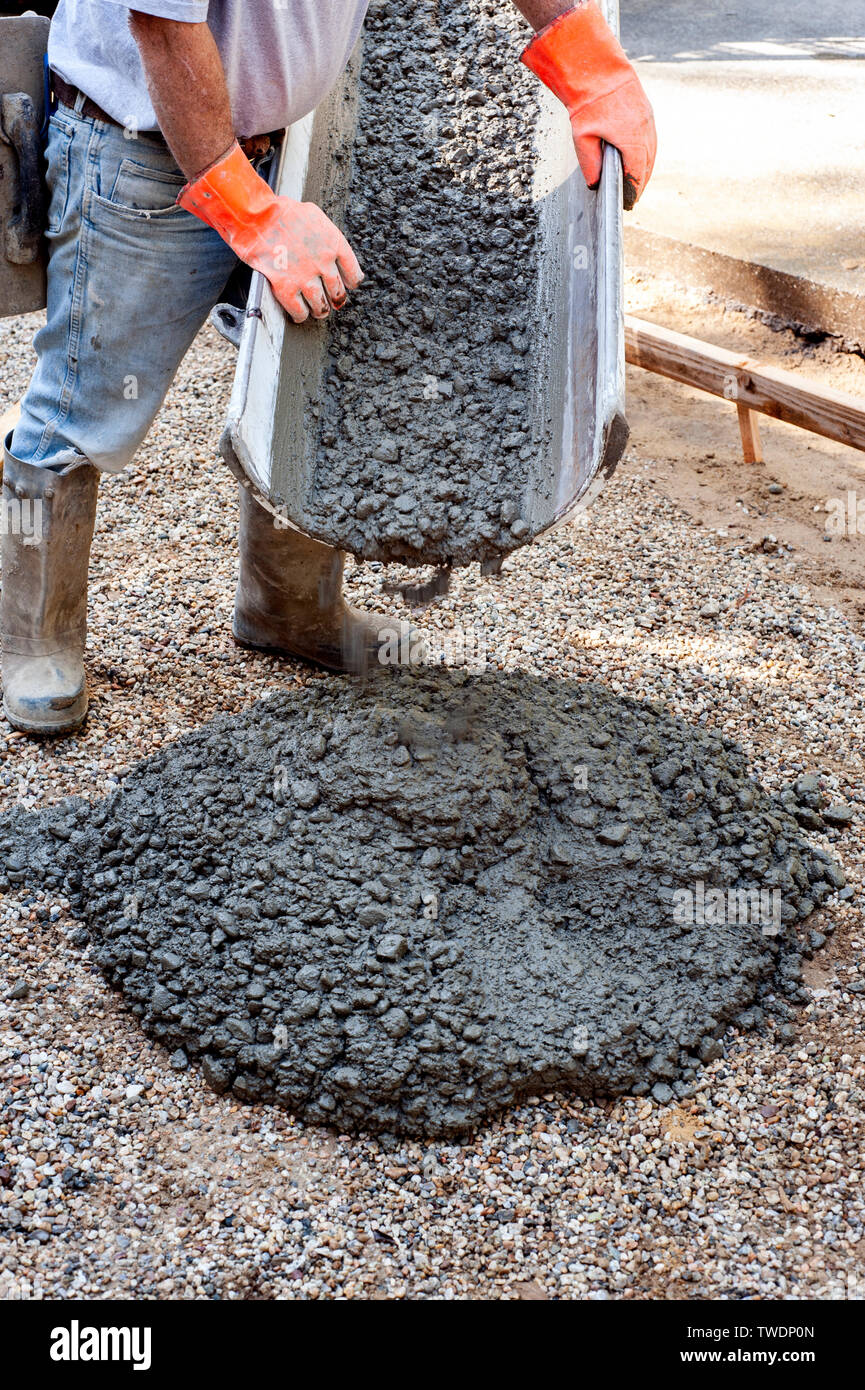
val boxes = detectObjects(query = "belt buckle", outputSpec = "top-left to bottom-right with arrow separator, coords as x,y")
241,133 -> 274,163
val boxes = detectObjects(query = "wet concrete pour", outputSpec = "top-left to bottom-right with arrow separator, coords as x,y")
0,669 -> 844,1137
293,0 -> 547,568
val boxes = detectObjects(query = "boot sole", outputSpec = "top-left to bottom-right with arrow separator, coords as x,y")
3,695 -> 88,737
231,626 -> 347,674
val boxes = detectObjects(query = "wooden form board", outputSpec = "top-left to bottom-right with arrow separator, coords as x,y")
625,315 -> 865,456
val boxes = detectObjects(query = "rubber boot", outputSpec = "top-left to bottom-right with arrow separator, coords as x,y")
233,484 -> 408,674
1,435 -> 100,735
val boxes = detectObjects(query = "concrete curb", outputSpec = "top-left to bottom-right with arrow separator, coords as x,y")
625,226 -> 865,353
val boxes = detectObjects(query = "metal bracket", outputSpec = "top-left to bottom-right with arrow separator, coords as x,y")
210,302 -> 245,349
0,91 -> 46,265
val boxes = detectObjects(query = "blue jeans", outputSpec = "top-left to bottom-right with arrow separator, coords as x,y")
12,98 -> 239,473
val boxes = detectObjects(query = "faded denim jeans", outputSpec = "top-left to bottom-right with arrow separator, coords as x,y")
12,96 -> 240,473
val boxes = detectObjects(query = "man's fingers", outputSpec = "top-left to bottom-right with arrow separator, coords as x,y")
273,273 -> 353,323
263,205 -> 364,319
321,263 -> 348,310
622,172 -> 639,211
573,129 -> 604,191
573,125 -> 655,208
334,234 -> 364,292
619,142 -> 651,208
278,289 -> 310,324
298,202 -> 363,289
302,278 -> 332,320
625,111 -> 657,206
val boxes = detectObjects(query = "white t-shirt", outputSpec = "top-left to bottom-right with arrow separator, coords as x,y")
48,0 -> 370,137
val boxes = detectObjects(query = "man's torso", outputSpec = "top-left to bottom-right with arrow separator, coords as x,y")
48,0 -> 370,137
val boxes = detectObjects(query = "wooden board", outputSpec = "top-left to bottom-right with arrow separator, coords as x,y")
625,315 -> 865,454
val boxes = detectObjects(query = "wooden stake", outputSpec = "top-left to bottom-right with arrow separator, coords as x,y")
736,403 -> 763,463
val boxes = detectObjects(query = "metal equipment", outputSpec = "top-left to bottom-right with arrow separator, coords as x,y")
219,1 -> 628,567
0,13 -> 50,320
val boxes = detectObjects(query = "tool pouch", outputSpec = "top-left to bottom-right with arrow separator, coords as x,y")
0,14 -> 51,320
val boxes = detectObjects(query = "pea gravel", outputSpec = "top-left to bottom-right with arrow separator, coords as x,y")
0,315 -> 862,1299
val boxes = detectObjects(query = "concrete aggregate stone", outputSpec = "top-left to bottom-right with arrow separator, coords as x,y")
0,670 -> 843,1137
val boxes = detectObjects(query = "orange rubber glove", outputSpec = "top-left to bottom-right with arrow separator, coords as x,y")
178,142 -> 363,322
522,1 -> 656,209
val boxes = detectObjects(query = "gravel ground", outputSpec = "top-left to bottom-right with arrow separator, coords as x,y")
0,314 -> 863,1300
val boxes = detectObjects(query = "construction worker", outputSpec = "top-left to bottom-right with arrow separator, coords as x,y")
2,0 -> 655,735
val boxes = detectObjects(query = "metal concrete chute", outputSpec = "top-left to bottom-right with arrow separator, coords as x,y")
220,110 -> 319,530
219,58 -> 358,533
220,1 -> 628,565
525,69 -> 627,533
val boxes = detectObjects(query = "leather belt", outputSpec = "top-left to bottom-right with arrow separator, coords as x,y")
52,74 -> 118,128
51,74 -> 279,161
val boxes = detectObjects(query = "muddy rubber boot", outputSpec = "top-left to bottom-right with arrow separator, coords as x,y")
1,436 -> 100,735
233,484 -> 410,674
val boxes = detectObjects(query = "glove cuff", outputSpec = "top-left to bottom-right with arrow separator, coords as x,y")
177,141 -> 275,236
521,1 -> 633,112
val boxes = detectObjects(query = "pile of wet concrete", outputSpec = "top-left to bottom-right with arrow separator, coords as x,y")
305,0 -> 546,568
0,671 -> 845,1137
